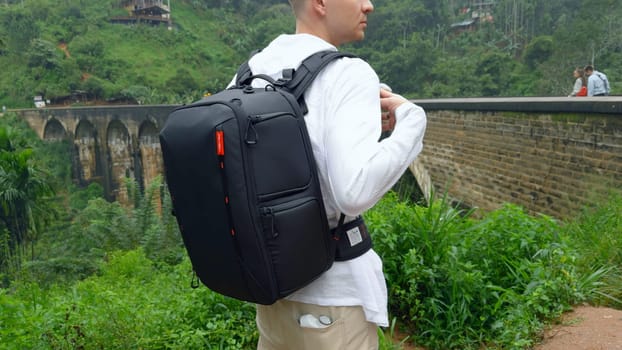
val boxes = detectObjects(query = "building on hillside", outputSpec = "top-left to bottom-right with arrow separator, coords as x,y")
450,0 -> 495,34
33,96 -> 47,108
450,19 -> 478,34
469,1 -> 495,24
111,0 -> 172,29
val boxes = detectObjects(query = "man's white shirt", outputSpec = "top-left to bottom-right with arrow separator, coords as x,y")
231,33 -> 427,326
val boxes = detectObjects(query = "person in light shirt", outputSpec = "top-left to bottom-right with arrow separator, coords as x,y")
234,0 -> 427,348
585,65 -> 610,96
568,67 -> 587,97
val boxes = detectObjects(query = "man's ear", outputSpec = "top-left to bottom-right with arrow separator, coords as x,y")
310,0 -> 327,16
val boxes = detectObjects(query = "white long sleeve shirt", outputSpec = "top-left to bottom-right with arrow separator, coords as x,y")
569,77 -> 582,96
236,34 -> 427,326
587,70 -> 610,96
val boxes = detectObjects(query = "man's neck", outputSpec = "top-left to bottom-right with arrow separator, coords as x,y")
295,18 -> 337,47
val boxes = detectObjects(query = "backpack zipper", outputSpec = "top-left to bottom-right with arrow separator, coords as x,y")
260,198 -> 315,240
216,125 -> 236,237
245,112 -> 294,145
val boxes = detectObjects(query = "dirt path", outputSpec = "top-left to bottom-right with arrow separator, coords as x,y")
58,42 -> 71,58
535,305 -> 622,350
393,305 -> 622,350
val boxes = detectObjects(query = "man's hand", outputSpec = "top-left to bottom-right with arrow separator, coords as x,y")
380,88 -> 407,132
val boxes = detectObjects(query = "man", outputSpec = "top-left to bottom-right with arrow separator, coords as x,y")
585,65 -> 610,96
235,0 -> 427,348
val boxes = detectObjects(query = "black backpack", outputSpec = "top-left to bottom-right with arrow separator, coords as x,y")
159,50 -> 372,305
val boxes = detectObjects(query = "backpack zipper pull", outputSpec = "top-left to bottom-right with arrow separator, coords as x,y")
261,208 -> 278,238
245,117 -> 259,145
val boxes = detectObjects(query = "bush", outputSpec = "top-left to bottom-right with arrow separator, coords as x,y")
563,192 -> 622,306
367,192 -> 602,349
1,250 -> 258,350
1,139 -> 620,350
29,177 -> 183,286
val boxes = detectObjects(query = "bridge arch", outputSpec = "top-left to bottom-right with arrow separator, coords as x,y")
139,120 -> 159,143
74,120 -> 102,185
107,120 -> 132,203
138,120 -> 164,211
43,118 -> 67,141
12,105 -> 174,206
138,120 -> 161,188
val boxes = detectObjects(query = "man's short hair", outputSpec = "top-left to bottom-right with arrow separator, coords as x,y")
288,0 -> 306,15
584,65 -> 594,72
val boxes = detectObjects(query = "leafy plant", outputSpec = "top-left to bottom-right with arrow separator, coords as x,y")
562,192 -> 622,306
0,186 -> 620,349
367,192 -> 611,349
378,317 -> 410,350
0,124 -> 55,275
1,250 -> 258,350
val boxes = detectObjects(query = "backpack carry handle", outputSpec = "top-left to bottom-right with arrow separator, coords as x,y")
236,71 -> 281,88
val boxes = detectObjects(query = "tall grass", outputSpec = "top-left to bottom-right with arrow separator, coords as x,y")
562,191 -> 622,306
368,191 -> 621,349
1,250 -> 257,350
1,187 -> 620,349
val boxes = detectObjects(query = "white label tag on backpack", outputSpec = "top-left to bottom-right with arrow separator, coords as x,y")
346,226 -> 363,246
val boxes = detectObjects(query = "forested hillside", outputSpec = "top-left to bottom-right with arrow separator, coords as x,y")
0,0 -> 621,108
2,105 -> 621,349
2,3 -> 622,349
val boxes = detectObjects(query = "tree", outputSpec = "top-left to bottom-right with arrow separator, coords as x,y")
165,68 -> 200,96
476,51 -> 518,96
121,85 -> 151,105
0,7 -> 39,56
370,33 -> 436,97
523,35 -> 553,68
365,0 -> 430,51
579,0 -> 622,66
249,4 -> 294,48
0,125 -> 54,270
27,38 -> 62,69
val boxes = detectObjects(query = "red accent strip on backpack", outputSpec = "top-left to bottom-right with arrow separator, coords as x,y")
216,130 -> 225,156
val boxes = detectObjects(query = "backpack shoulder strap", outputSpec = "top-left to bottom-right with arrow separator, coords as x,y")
287,50 -> 357,101
234,49 -> 262,87
595,72 -> 611,92
235,62 -> 252,87
597,72 -> 605,82
234,49 -> 357,100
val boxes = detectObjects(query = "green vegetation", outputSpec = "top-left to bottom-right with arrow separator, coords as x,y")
369,192 -> 622,349
0,114 -> 620,349
1,0 -> 622,108
0,114 -> 56,282
2,1 -> 622,349
1,250 -> 257,349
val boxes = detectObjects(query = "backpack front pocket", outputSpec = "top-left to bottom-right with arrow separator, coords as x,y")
261,197 -> 334,294
247,113 -> 314,200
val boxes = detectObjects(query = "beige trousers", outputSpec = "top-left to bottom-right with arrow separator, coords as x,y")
256,299 -> 379,350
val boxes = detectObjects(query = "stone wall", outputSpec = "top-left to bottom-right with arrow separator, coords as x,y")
13,98 -> 622,219
415,97 -> 622,219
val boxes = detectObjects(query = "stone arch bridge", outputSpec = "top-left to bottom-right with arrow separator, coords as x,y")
16,105 -> 173,204
12,97 -> 622,219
